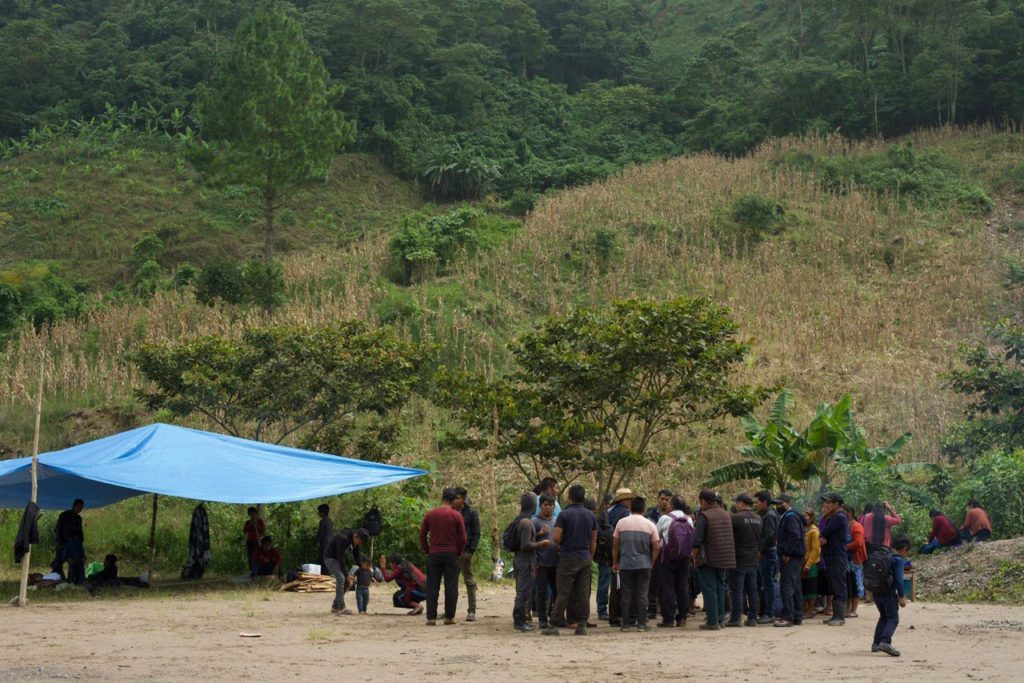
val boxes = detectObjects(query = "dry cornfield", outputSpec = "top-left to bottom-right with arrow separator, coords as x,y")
1,128 -> 1020,489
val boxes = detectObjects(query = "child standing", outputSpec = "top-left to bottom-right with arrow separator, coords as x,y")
871,536 -> 910,657
349,556 -> 381,614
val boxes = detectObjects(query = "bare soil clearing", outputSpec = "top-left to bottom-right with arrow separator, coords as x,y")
2,585 -> 1023,681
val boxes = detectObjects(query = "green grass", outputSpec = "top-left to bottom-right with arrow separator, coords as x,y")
0,136 -> 421,287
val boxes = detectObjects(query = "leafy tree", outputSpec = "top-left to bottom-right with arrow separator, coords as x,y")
438,297 -> 768,499
704,390 -> 913,492
198,1 -> 354,261
133,322 -> 427,453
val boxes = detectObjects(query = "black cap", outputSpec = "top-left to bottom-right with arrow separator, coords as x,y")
821,492 -> 844,504
771,493 -> 792,504
735,493 -> 754,505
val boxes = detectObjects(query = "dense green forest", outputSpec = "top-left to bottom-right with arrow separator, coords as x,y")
2,0 -> 1023,203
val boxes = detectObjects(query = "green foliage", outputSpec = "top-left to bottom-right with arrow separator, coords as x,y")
421,142 -> 502,200
132,321 -> 427,454
798,144 -> 993,214
241,259 -> 286,310
197,0 -> 355,260
173,263 -> 199,289
387,207 -> 519,284
194,258 -> 247,306
131,259 -> 163,299
437,297 -> 768,499
192,258 -> 285,308
0,262 -> 85,335
948,450 -> 1024,538
729,194 -> 784,242
129,233 -> 164,270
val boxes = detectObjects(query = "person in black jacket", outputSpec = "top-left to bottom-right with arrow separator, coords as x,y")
773,494 -> 806,626
316,504 -> 333,576
754,491 -> 779,623
727,493 -> 762,627
53,498 -> 86,584
324,528 -> 369,615
453,487 -> 481,621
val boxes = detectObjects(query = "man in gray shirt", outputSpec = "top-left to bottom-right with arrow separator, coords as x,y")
513,492 -> 550,631
612,497 -> 661,631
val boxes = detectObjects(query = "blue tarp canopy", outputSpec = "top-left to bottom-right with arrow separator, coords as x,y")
0,423 -> 427,509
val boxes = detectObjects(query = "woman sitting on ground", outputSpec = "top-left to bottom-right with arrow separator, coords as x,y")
380,553 -> 427,616
920,509 -> 962,554
960,499 -> 992,543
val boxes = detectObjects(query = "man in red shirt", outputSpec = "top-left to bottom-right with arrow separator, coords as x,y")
920,509 -> 962,554
250,536 -> 283,580
243,507 -> 265,570
419,488 -> 467,625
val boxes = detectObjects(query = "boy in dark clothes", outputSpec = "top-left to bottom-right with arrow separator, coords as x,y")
872,536 -> 910,657
513,492 -> 551,631
349,556 -> 380,614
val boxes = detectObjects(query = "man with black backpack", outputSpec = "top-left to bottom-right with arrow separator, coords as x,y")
656,495 -> 693,628
867,536 -> 910,656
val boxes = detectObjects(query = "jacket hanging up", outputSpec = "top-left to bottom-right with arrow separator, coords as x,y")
182,504 -> 210,579
13,501 -> 40,563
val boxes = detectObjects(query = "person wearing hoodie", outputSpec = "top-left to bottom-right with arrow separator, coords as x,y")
513,492 -> 551,631
818,492 -> 849,625
453,487 -> 481,622
772,494 -> 805,627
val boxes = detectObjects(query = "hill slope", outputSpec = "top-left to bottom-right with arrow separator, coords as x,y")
2,128 -> 1022,487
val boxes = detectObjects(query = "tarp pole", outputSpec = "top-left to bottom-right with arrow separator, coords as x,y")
16,352 -> 45,607
146,493 -> 158,582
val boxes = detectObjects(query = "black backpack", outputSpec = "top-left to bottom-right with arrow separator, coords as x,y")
502,514 -> 527,552
363,506 -> 383,537
863,546 -> 894,594
594,523 -> 613,564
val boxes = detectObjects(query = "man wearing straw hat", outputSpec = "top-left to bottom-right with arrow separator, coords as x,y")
606,487 -> 634,627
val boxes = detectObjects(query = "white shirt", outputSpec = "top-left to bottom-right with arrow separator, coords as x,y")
656,509 -> 693,542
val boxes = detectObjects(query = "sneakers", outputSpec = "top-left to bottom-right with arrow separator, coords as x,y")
637,623 -> 652,632
877,643 -> 901,657
724,620 -> 743,628
332,608 -> 353,616
699,623 -> 721,631
574,625 -> 588,636
598,613 -> 610,621
675,619 -> 687,628
745,617 -> 758,627
756,616 -> 774,624
620,625 -> 635,632
466,612 -> 476,622
657,621 -> 675,628
514,622 -> 535,632
773,620 -> 793,628
823,618 -> 846,626
871,643 -> 880,652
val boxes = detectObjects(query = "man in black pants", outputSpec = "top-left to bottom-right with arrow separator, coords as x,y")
818,492 -> 849,626
419,488 -> 468,625
543,484 -> 598,636
534,494 -> 559,628
453,487 -> 481,621
773,494 -> 805,627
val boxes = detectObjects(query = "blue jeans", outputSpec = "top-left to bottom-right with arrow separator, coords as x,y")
728,566 -> 758,622
356,586 -> 369,613
758,550 -> 778,618
596,562 -> 611,616
697,565 -> 727,625
873,591 -> 900,645
920,537 -> 961,554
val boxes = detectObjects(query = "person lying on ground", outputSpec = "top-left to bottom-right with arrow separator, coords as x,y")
380,553 -> 427,616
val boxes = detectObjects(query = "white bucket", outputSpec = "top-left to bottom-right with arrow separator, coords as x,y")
301,564 -> 321,574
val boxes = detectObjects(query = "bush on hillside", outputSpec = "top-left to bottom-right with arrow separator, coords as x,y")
194,257 -> 285,307
948,449 -> 1024,538
387,207 -> 519,284
730,193 -> 783,238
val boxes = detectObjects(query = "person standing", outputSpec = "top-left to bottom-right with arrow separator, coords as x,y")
452,487 -> 481,621
656,495 -> 693,628
605,488 -> 634,627
802,509 -> 821,620
773,494 -> 805,627
534,494 -> 559,629
324,527 -> 369,615
243,506 -> 265,570
961,499 -> 992,542
612,497 -> 661,631
726,493 -> 762,627
754,491 -> 779,624
693,489 -> 736,630
818,492 -> 849,625
419,488 -> 467,625
844,504 -> 867,618
862,501 -> 901,551
316,504 -> 333,576
513,493 -> 551,631
595,493 -> 614,620
542,484 -> 598,636
644,489 -> 673,620
53,498 -> 86,584
533,477 -> 562,518
871,536 -> 910,656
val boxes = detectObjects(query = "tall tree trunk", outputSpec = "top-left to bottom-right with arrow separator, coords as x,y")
263,189 -> 275,263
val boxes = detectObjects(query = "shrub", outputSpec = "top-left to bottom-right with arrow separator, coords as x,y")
194,258 -> 246,305
129,233 -> 164,270
948,450 -> 1024,538
241,259 -> 285,309
173,263 -> 198,289
131,259 -> 163,299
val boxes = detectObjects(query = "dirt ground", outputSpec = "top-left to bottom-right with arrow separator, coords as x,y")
2,584 -> 1023,682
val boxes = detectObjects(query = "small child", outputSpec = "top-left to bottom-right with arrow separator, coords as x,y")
349,556 -> 382,614
872,536 -> 910,657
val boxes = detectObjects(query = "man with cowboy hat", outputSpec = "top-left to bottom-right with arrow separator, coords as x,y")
606,487 -> 634,627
